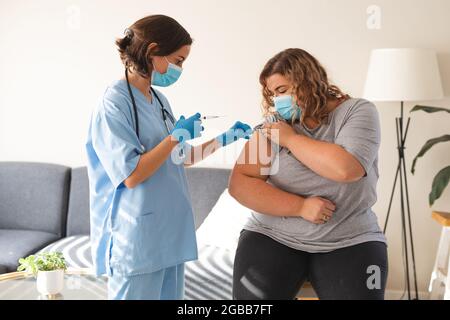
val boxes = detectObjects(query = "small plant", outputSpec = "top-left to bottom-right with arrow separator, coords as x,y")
17,252 -> 67,276
410,105 -> 450,206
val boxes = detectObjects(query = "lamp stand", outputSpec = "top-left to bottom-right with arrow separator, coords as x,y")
383,101 -> 419,300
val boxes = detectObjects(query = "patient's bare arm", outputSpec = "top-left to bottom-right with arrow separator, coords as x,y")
229,131 -> 335,223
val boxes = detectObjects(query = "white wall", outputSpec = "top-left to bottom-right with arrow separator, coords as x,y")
1,0 -> 449,295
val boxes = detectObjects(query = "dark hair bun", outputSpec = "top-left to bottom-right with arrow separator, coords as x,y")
124,28 -> 134,41
115,15 -> 192,77
116,28 -> 134,51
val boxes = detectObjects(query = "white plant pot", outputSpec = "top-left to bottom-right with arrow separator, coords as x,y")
36,269 -> 65,296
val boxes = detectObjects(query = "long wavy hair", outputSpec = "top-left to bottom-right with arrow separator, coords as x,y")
259,48 -> 349,126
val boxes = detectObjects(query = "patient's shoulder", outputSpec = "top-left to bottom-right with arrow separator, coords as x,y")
332,98 -> 378,124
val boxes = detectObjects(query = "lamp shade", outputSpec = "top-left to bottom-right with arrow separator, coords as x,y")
363,48 -> 443,102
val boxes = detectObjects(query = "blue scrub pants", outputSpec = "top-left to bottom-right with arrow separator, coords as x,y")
107,263 -> 185,300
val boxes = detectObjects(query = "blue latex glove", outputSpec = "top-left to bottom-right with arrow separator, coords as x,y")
216,121 -> 253,147
171,113 -> 204,142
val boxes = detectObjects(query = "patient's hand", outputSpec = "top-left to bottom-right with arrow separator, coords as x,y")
297,196 -> 335,225
261,121 -> 297,148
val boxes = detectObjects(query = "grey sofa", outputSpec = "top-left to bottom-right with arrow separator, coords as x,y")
0,162 -> 231,275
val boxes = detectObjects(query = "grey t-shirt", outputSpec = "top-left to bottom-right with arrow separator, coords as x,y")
244,98 -> 387,252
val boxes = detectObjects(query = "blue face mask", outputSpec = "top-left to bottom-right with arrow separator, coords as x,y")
273,95 -> 301,120
151,57 -> 183,87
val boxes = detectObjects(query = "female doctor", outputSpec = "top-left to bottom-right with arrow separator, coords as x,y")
85,14 -> 252,300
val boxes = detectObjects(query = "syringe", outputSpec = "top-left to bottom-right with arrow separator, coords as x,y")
201,115 -> 226,120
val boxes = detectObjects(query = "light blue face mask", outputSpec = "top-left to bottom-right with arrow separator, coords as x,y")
151,57 -> 183,87
273,95 -> 301,120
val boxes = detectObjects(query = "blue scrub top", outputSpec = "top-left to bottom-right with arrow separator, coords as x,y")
85,80 -> 197,276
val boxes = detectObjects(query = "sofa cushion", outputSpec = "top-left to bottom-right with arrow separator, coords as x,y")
63,166 -> 231,236
185,245 -> 233,300
66,168 -> 90,236
0,162 -> 71,236
0,265 -> 8,274
0,229 -> 60,273
38,235 -> 92,268
185,167 -> 231,229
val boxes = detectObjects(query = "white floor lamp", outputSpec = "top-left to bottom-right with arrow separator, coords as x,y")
363,48 -> 443,300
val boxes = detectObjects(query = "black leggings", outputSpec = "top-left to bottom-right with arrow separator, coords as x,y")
233,230 -> 388,300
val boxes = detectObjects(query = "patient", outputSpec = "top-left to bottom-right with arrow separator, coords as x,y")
229,48 -> 388,300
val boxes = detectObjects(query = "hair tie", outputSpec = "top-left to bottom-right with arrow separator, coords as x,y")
124,28 -> 134,40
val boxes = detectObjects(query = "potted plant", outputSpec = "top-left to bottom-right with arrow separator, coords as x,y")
410,105 -> 450,206
17,252 -> 67,296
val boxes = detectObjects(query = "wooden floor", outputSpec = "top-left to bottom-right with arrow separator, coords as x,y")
295,281 -> 319,300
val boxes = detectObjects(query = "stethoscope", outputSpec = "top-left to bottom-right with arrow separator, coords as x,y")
124,69 -> 184,158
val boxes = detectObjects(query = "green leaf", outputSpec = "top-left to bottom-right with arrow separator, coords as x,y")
17,252 -> 67,274
429,166 -> 450,206
410,105 -> 450,114
411,135 -> 450,174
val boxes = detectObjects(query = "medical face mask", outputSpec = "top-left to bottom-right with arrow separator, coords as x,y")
151,57 -> 183,87
273,95 -> 301,120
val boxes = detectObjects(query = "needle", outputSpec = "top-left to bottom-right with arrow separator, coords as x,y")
201,115 -> 225,119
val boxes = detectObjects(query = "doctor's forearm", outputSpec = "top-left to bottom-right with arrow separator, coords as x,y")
184,138 -> 221,166
124,136 -> 179,188
228,172 -> 304,217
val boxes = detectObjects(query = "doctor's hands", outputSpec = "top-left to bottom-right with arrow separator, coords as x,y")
171,115 -> 252,146
216,121 -> 253,147
171,113 -> 204,142
296,196 -> 336,225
